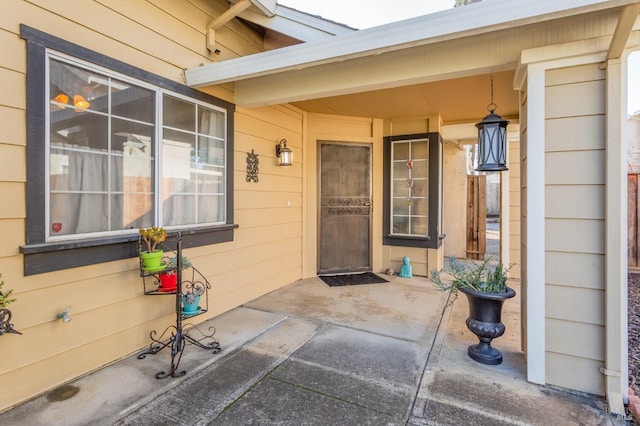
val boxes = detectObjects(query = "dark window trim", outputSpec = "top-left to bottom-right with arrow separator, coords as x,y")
383,132 -> 443,249
19,25 -> 237,275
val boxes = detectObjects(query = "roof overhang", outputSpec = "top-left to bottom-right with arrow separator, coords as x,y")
207,0 -> 354,51
187,0 -> 640,87
236,3 -> 354,41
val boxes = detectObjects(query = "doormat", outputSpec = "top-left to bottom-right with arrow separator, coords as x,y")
319,272 -> 389,287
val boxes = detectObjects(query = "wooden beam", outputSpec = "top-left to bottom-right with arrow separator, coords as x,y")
607,3 -> 640,60
206,0 -> 252,51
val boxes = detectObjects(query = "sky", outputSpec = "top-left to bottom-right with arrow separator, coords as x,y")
280,0 -> 640,115
279,0 -> 454,29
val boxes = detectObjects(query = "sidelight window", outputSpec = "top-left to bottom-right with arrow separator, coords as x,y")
383,133 -> 443,249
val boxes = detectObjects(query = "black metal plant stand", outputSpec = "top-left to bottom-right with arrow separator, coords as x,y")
0,308 -> 21,336
137,232 -> 221,379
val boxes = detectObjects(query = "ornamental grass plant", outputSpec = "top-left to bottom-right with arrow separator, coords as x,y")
431,256 -> 511,295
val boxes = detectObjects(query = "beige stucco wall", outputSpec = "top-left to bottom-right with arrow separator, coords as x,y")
544,63 -> 606,396
442,143 -> 467,260
0,0 -> 304,412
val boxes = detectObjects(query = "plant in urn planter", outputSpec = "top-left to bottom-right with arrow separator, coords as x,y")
431,256 -> 515,365
139,226 -> 167,272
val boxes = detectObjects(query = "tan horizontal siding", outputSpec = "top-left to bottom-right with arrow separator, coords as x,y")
546,285 -> 604,325
546,319 -> 604,361
0,68 -> 24,110
0,106 -> 26,146
308,114 -> 375,139
0,0 -> 305,412
546,352 -> 604,396
545,251 -> 605,290
545,219 -> 604,254
0,182 -> 25,219
543,63 -> 606,396
545,150 -> 605,185
545,185 -> 604,219
545,115 -> 605,152
545,80 -> 605,119
0,144 -> 25,182
546,63 -> 605,86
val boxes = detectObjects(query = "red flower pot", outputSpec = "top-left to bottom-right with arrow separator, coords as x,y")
158,272 -> 177,292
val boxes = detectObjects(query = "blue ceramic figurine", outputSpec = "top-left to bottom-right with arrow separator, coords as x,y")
399,256 -> 413,278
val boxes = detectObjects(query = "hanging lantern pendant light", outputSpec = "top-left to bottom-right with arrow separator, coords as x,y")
475,74 -> 509,172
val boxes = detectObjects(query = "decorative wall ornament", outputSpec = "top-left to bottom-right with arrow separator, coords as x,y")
246,149 -> 259,182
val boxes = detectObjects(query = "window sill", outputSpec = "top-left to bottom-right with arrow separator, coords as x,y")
383,233 -> 445,249
20,224 -> 238,275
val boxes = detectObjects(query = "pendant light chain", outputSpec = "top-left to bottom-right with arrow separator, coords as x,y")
487,73 -> 497,114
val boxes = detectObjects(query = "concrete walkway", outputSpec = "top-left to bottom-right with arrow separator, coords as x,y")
0,275 -> 630,425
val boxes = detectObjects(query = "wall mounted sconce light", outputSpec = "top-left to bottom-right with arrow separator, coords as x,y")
57,306 -> 72,323
475,74 -> 509,172
275,139 -> 292,166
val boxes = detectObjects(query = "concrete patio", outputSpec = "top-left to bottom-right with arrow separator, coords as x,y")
0,273 -> 628,425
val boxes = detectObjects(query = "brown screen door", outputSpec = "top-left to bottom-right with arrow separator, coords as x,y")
319,142 -> 372,274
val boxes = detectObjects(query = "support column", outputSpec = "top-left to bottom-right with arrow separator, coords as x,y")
526,66 -> 546,385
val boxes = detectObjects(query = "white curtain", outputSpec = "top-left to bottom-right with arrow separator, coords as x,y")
50,144 -> 124,236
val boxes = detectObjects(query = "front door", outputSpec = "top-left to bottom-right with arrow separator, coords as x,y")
318,142 -> 372,274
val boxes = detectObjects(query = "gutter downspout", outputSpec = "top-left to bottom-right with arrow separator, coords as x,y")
603,3 -> 640,416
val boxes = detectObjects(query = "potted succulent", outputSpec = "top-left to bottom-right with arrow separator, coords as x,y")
158,255 -> 192,292
431,256 -> 515,365
182,281 -> 205,315
139,226 -> 167,271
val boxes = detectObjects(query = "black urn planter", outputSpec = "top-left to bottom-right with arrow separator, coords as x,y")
459,286 -> 516,365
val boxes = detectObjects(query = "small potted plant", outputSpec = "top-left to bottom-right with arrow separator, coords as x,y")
182,281 -> 205,315
0,274 -> 16,308
0,273 -> 21,336
158,255 -> 192,292
431,256 -> 515,365
138,226 -> 167,271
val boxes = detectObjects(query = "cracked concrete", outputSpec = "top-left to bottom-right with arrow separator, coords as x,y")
0,275 -> 630,425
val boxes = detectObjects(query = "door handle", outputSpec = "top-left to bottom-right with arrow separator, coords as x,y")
363,201 -> 371,206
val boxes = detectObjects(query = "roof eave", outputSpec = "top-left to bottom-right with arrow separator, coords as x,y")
186,0 -> 638,87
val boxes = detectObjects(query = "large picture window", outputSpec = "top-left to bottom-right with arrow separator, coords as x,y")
21,25 -> 235,274
48,57 -> 227,240
383,133 -> 443,249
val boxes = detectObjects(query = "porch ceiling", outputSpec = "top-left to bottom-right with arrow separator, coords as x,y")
289,69 -> 519,124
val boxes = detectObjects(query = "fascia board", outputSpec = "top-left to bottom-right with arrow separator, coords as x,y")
238,8 -> 354,42
250,0 -> 277,17
185,0 -> 637,87
274,6 -> 355,34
